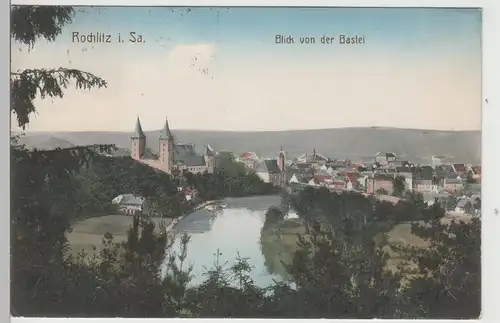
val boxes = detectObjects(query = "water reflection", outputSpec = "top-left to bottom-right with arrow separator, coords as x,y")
163,196 -> 287,288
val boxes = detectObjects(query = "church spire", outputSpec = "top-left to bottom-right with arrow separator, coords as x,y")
133,117 -> 145,138
159,117 -> 172,140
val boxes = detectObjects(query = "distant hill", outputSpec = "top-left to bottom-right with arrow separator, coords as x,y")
15,127 -> 481,165
17,135 -> 75,150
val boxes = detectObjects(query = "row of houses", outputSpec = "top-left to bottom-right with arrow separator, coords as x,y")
257,150 -> 482,198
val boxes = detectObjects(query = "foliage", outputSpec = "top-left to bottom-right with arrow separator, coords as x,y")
444,195 -> 458,210
376,187 -> 389,195
182,159 -> 278,200
400,218 -> 481,318
392,175 -> 406,197
11,6 -> 74,48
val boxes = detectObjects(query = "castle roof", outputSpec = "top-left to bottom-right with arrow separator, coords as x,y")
205,144 -> 216,157
133,117 -> 145,138
159,117 -> 172,140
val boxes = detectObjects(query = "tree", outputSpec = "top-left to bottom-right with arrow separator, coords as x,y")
376,188 -> 389,195
402,218 -> 481,318
392,176 -> 406,197
473,198 -> 481,215
464,201 -> 473,215
466,171 -> 475,184
10,6 -> 114,316
444,195 -> 458,211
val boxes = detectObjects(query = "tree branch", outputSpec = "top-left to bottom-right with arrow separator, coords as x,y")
11,68 -> 107,129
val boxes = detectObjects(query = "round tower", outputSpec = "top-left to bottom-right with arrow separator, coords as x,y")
131,117 -> 146,160
159,117 -> 174,173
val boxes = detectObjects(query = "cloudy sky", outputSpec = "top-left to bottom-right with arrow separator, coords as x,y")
11,7 -> 482,132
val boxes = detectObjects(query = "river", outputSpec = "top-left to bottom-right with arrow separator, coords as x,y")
161,195 -> 288,288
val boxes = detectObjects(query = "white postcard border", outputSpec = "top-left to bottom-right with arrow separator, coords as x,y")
4,1 -> 499,323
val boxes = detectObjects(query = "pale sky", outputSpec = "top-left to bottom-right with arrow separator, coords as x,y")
11,7 -> 482,132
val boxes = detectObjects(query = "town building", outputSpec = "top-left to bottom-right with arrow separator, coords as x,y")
366,174 -> 394,195
443,178 -> 465,193
130,117 -> 216,174
432,155 -> 453,167
375,152 -> 397,166
239,152 -> 260,169
112,194 -> 144,215
413,179 -> 438,193
255,147 -> 287,187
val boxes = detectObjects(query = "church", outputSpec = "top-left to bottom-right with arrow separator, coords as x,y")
130,117 -> 217,174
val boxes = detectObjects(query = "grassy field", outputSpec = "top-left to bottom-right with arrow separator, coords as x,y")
262,218 -> 432,274
67,214 -> 172,259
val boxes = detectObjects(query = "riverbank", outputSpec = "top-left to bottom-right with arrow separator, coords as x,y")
67,200 -> 218,258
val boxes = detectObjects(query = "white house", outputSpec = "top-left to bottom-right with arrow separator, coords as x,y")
289,173 -> 300,184
112,194 -> 145,215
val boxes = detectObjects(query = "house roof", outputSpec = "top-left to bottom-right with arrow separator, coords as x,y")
183,155 -> 206,167
295,163 -> 311,170
133,117 -> 146,138
452,163 -> 467,173
374,174 -> 394,181
312,174 -> 332,184
396,166 -> 412,173
376,152 -> 396,158
456,198 -> 470,208
205,144 -> 216,157
174,144 -> 197,162
444,178 -> 463,184
240,152 -> 257,159
437,164 -> 454,172
442,172 -> 459,179
114,194 -> 144,206
265,159 -> 282,174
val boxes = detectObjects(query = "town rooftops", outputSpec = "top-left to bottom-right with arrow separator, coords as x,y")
444,178 -> 464,184
452,163 -> 467,173
257,159 -> 281,174
312,174 -> 333,184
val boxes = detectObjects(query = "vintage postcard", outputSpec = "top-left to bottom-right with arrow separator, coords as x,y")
10,6 -> 482,319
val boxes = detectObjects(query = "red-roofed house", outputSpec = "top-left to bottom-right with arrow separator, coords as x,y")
240,152 -> 259,169
308,174 -> 333,186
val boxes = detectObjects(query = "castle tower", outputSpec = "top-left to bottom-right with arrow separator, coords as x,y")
278,144 -> 286,172
204,144 -> 216,173
158,117 -> 174,173
131,117 -> 146,160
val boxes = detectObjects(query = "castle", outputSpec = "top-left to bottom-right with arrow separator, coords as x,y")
130,117 -> 216,174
